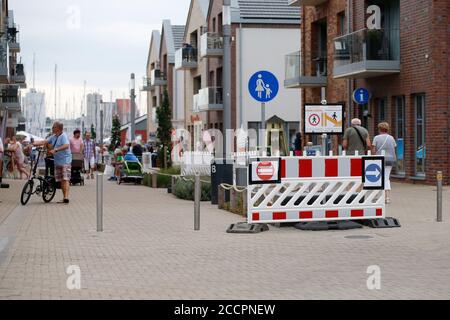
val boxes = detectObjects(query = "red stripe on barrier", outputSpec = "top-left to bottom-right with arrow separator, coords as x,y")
299,159 -> 312,177
326,210 -> 339,218
351,209 -> 364,217
253,213 -> 260,221
376,209 -> 383,217
351,158 -> 363,177
299,211 -> 313,219
273,212 -> 287,220
325,159 -> 338,177
280,159 -> 286,179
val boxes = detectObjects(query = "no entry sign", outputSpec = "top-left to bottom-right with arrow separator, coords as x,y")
249,159 -> 281,185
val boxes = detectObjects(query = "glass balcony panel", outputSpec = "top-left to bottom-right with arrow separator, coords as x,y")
175,47 -> 198,70
195,87 -> 223,112
200,33 -> 224,57
150,69 -> 167,86
333,28 -> 400,79
284,50 -> 327,88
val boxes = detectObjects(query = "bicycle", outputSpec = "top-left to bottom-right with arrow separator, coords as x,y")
20,147 -> 57,206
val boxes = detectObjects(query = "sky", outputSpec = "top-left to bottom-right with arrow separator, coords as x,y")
13,0 -> 191,119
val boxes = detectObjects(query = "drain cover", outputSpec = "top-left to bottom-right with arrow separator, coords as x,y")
345,235 -> 374,240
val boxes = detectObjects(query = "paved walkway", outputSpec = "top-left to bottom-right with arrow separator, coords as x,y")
0,178 -> 449,300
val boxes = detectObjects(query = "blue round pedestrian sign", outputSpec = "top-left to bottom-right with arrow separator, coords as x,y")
248,71 -> 279,103
353,88 -> 370,105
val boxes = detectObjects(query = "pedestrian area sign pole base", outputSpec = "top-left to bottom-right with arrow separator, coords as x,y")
227,222 -> 269,234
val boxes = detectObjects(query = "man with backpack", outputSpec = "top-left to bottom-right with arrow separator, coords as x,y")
343,118 -> 372,155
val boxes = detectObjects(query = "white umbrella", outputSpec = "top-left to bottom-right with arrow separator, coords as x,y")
15,131 -> 45,142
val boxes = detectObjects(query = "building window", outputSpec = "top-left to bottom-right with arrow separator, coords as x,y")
414,94 -> 426,176
377,97 -> 387,122
394,96 -> 405,174
337,11 -> 346,35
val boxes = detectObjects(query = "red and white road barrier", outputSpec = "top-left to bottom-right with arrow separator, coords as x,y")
247,154 -> 386,224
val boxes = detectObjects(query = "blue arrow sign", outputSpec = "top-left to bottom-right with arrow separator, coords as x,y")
365,163 -> 382,183
248,71 -> 279,103
353,88 -> 370,105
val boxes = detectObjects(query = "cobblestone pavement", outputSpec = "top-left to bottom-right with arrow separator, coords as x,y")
0,178 -> 449,300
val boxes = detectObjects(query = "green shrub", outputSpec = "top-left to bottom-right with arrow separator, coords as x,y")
173,178 -> 211,201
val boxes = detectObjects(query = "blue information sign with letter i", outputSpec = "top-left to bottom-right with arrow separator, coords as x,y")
353,88 -> 370,105
362,157 -> 385,190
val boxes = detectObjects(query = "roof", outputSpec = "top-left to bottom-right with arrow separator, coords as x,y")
231,0 -> 301,24
161,20 -> 186,64
120,114 -> 148,131
172,25 -> 186,51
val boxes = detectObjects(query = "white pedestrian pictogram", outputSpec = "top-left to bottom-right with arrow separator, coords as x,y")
255,74 -> 265,99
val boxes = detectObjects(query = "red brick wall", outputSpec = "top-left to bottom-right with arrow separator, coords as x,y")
303,0 -> 449,185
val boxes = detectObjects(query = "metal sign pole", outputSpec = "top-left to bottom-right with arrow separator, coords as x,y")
437,171 -> 443,222
194,172 -> 201,230
261,102 -> 266,154
96,172 -> 104,232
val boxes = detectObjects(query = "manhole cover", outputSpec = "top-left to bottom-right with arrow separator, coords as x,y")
345,235 -> 374,240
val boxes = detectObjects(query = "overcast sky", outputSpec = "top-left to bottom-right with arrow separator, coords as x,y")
13,0 -> 190,119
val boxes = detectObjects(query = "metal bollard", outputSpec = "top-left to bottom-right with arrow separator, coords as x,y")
96,173 -> 104,232
437,171 -> 443,222
194,173 -> 201,231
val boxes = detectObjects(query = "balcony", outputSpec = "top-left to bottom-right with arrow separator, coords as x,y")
288,0 -> 328,6
200,33 -> 223,58
0,86 -> 21,111
7,27 -> 20,53
150,69 -> 167,87
285,50 -> 327,88
193,87 -> 223,113
141,78 -> 152,91
333,28 -> 400,79
0,41 -> 10,84
175,46 -> 198,70
11,63 -> 26,88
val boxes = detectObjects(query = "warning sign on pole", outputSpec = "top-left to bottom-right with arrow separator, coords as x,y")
249,159 -> 281,185
304,104 -> 344,135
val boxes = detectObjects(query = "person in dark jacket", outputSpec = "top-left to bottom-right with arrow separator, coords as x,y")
294,132 -> 302,156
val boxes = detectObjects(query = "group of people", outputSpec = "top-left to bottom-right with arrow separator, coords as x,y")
0,135 -> 34,181
293,118 -> 396,204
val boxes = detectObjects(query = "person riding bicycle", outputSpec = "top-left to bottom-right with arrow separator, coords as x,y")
33,121 -> 72,204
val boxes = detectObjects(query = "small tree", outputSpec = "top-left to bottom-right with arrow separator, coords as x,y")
109,115 -> 121,152
90,124 -> 97,141
156,89 -> 173,167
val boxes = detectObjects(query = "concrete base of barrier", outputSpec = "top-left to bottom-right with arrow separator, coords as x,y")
362,217 -> 401,228
227,222 -> 269,234
295,221 -> 363,231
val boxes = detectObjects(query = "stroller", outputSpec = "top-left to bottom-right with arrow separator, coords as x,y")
117,152 -> 143,185
70,153 -> 85,186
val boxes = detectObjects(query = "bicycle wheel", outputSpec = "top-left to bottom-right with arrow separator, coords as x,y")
43,179 -> 57,203
20,180 -> 34,206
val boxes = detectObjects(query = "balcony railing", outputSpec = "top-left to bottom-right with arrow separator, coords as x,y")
193,87 -> 223,112
141,78 -> 152,91
288,0 -> 328,6
150,69 -> 167,86
285,50 -> 327,88
11,63 -> 26,88
200,33 -> 223,58
7,27 -> 20,53
0,41 -> 9,81
0,86 -> 21,111
333,28 -> 400,79
175,46 -> 198,70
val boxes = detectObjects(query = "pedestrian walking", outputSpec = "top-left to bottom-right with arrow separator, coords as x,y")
294,132 -> 302,156
83,132 -> 96,179
372,122 -> 397,204
343,118 -> 372,155
70,129 -> 84,161
33,121 -> 72,204
7,136 -> 29,180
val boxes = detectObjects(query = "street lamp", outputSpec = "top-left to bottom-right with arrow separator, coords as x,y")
130,73 -> 136,142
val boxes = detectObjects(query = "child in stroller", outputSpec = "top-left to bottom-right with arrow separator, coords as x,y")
70,153 -> 84,186
117,152 -> 143,185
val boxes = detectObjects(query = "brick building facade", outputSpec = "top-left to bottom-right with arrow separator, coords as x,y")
292,0 -> 449,185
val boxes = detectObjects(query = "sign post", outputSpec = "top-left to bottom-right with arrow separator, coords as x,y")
248,71 -> 279,155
